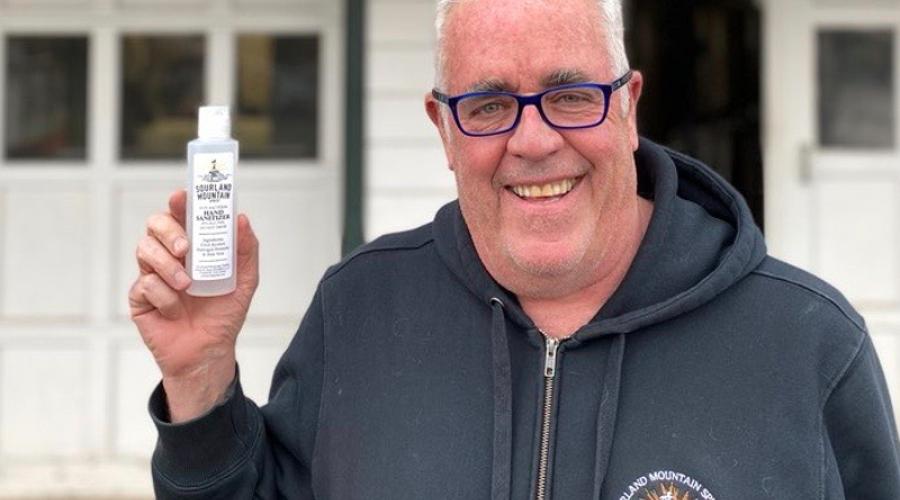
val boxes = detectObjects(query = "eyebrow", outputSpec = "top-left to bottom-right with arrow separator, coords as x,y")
542,69 -> 589,87
464,69 -> 590,94
467,78 -> 512,93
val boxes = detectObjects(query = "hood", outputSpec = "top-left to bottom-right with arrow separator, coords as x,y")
432,136 -> 767,341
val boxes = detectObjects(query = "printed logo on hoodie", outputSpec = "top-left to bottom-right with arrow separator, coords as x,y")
618,470 -> 717,500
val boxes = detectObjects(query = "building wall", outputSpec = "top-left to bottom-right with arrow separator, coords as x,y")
365,0 -> 455,241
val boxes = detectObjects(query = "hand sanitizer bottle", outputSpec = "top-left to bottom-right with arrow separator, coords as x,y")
186,106 -> 239,296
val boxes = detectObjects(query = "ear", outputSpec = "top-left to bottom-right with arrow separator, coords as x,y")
425,92 -> 456,170
625,70 -> 644,151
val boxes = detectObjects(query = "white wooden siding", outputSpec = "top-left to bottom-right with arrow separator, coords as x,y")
365,0 -> 455,240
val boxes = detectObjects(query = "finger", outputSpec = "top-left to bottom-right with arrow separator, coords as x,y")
136,235 -> 192,290
146,212 -> 190,258
236,214 -> 260,290
236,213 -> 257,258
129,273 -> 187,321
168,189 -> 187,228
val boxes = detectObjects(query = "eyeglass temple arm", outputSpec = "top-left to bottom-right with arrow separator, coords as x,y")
610,70 -> 634,91
432,89 -> 450,104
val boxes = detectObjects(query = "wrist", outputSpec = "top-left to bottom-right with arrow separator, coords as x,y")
162,358 -> 236,423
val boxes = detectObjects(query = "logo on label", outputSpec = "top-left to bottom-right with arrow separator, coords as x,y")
201,158 -> 231,182
618,470 -> 717,500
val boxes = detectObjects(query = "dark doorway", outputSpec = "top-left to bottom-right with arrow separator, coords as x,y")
626,0 -> 764,231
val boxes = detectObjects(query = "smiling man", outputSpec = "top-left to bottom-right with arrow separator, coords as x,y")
426,0 -> 652,340
135,0 -> 900,498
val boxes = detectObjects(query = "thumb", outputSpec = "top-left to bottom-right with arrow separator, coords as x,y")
236,214 -> 259,291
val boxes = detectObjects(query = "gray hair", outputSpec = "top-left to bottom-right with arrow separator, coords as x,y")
434,0 -> 630,88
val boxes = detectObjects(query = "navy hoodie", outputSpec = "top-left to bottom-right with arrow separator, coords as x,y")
150,139 -> 900,499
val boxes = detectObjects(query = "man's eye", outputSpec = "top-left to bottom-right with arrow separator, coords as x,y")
472,101 -> 508,116
552,92 -> 592,104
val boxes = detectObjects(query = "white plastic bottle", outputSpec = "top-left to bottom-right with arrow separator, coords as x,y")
185,106 -> 238,296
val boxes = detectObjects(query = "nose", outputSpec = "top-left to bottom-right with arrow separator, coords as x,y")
505,103 -> 565,161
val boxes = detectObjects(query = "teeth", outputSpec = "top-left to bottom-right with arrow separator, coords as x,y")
511,178 -> 577,199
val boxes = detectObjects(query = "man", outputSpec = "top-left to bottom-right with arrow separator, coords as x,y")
131,0 -> 900,498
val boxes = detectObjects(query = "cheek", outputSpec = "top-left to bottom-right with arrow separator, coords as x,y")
573,138 -> 637,207
453,140 -> 508,193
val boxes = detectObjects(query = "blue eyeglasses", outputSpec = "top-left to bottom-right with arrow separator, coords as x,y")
432,70 -> 633,137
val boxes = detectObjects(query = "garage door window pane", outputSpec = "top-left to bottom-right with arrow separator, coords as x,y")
5,36 -> 88,161
121,35 -> 204,160
818,30 -> 894,149
236,35 -> 319,159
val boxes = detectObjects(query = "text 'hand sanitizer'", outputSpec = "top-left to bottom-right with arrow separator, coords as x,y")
186,106 -> 239,297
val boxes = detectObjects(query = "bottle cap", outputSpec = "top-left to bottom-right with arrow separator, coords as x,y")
197,106 -> 231,139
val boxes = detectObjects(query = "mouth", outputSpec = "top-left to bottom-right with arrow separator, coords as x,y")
506,175 -> 584,201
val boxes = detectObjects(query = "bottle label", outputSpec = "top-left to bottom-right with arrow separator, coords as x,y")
191,152 -> 234,281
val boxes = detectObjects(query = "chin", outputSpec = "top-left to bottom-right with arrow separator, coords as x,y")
505,239 -> 587,278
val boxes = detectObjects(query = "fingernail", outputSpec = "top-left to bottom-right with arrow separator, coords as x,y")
174,238 -> 189,255
175,270 -> 192,288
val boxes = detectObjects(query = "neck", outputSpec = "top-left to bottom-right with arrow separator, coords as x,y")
520,196 -> 654,339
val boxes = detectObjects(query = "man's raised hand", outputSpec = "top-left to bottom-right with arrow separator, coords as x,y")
129,189 -> 259,422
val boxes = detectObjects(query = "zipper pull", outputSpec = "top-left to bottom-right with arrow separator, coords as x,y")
544,337 -> 560,378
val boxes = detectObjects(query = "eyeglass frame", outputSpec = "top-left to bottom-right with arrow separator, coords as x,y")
431,70 -> 634,138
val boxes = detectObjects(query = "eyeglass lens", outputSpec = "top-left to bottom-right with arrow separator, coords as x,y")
456,86 -> 608,135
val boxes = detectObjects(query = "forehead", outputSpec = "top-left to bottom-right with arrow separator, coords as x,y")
442,0 -> 610,93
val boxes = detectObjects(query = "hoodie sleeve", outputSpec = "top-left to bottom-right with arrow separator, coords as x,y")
824,334 -> 900,498
149,283 -> 326,499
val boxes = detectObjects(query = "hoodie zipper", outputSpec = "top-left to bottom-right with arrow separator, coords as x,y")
536,335 -> 561,500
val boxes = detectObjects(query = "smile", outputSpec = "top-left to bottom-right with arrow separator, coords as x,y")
508,176 -> 583,200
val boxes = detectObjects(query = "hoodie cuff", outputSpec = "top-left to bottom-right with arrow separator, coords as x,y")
148,368 -> 260,487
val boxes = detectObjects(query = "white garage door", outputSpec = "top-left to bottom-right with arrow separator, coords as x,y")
0,0 -> 342,496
